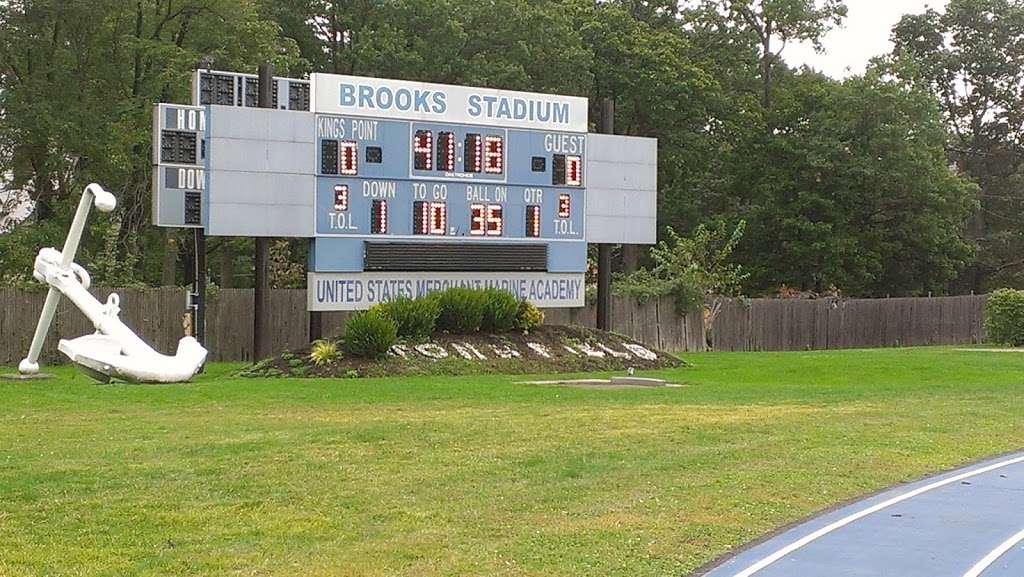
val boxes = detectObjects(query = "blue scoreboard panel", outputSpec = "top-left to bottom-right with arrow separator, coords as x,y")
310,116 -> 586,273
306,74 -> 590,308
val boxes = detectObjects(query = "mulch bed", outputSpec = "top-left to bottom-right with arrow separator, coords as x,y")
240,325 -> 685,378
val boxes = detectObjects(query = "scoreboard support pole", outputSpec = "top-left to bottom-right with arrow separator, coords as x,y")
596,98 -> 615,331
193,228 -> 207,347
253,63 -> 274,360
308,240 -> 323,342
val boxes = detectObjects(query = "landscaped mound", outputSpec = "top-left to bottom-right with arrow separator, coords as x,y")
240,324 -> 683,379
240,286 -> 681,378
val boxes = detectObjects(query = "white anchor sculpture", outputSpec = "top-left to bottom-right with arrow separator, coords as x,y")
18,183 -> 207,383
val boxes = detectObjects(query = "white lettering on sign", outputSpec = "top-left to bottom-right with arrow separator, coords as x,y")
524,188 -> 543,203
466,185 -> 507,202
328,212 -> 357,230
543,133 -> 585,155
317,116 -> 346,139
349,119 -> 379,140
552,218 -> 576,236
308,272 -> 585,311
174,108 -> 206,132
362,181 -> 396,198
175,168 -> 205,190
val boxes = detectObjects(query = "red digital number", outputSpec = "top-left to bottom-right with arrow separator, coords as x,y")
470,203 -> 502,236
486,205 -> 502,236
333,184 -> 349,212
484,135 -> 503,174
437,131 -> 456,172
526,205 -> 541,237
470,204 -> 486,236
464,134 -> 482,173
413,130 -> 433,170
565,155 -> 581,186
339,141 -> 358,175
430,202 -> 447,235
558,194 -> 571,218
371,200 -> 387,234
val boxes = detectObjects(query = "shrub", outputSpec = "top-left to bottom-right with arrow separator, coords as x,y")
379,296 -> 440,340
985,288 -> 1024,346
481,288 -> 520,332
514,300 -> 544,331
435,287 -> 487,333
309,339 -> 340,366
343,308 -> 398,359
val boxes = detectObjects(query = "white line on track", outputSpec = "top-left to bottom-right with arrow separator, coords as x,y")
730,454 -> 1024,577
962,528 -> 1024,577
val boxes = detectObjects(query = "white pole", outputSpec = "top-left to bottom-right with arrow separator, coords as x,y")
18,184 -> 115,374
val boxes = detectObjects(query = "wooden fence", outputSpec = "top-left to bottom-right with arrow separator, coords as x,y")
709,295 -> 988,351
0,288 -> 989,365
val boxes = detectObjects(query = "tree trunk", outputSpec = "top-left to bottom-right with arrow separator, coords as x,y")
161,229 -> 178,286
220,240 -> 235,288
761,19 -> 773,109
622,244 -> 639,273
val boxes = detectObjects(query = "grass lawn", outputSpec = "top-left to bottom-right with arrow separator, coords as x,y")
1,347 -> 1022,577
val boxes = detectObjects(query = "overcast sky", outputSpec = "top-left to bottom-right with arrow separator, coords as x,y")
786,0 -> 947,78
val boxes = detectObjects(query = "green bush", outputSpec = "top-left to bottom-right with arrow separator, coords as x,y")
515,300 -> 544,331
480,288 -> 520,332
379,296 -> 440,340
343,308 -> 398,359
435,287 -> 487,333
985,288 -> 1024,346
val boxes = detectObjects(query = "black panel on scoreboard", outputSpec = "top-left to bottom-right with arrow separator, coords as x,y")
552,154 -> 566,185
288,82 -> 310,111
184,191 -> 202,225
365,146 -> 383,164
364,242 -> 547,272
161,130 -> 197,164
199,73 -> 235,106
321,140 -> 339,175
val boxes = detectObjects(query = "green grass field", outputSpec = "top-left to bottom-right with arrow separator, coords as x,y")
1,347 -> 1022,577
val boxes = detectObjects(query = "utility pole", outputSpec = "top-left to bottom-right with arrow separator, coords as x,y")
192,61 -> 207,349
253,62 -> 273,360
596,98 -> 614,331
194,228 -> 206,346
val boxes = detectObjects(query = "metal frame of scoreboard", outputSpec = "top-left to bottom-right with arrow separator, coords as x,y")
152,70 -> 657,311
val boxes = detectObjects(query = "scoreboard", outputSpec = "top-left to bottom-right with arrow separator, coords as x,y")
153,71 -> 656,310
307,75 -> 589,294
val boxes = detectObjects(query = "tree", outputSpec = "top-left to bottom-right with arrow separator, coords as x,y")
0,0 -> 302,285
614,220 -> 747,347
701,0 -> 847,107
888,0 -> 1024,292
729,70 -> 976,295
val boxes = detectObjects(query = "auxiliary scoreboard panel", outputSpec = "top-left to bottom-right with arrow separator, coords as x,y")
153,72 -> 655,310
